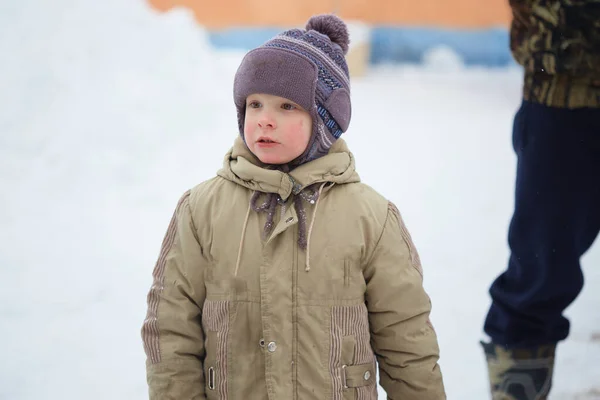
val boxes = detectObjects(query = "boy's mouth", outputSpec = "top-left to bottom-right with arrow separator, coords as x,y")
257,137 -> 277,144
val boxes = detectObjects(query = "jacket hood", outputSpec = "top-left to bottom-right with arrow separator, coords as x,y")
217,137 -> 360,200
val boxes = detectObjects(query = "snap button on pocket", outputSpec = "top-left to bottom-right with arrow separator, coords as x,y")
267,341 -> 277,352
343,363 -> 375,388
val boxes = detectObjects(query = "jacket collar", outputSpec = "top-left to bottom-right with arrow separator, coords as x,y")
217,137 -> 360,200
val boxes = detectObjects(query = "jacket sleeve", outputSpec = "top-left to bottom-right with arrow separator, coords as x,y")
364,202 -> 445,399
141,190 -> 207,400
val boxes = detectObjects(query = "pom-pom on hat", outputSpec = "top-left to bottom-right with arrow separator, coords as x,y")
233,14 -> 352,165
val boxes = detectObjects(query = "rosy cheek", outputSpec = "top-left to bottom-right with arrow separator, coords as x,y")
294,119 -> 311,141
243,118 -> 253,138
292,119 -> 307,133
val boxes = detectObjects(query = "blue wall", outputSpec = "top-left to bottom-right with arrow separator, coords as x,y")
208,26 -> 514,67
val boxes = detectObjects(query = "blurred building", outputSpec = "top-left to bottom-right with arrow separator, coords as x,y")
148,0 -> 510,29
148,0 -> 513,72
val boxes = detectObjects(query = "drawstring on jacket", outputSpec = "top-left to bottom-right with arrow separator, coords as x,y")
234,202 -> 252,277
304,181 -> 329,272
233,180 -> 331,276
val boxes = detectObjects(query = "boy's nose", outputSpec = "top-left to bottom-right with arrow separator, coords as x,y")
258,114 -> 276,129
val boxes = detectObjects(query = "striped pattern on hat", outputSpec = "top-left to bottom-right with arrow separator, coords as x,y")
233,14 -> 352,165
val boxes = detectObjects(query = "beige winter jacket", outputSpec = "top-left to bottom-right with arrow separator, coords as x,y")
142,137 -> 445,399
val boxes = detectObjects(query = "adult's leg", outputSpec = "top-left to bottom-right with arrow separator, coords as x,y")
482,100 -> 600,399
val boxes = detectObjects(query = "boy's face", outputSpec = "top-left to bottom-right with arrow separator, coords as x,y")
244,93 -> 312,165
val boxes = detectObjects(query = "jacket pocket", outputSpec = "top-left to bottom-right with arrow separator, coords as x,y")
202,300 -> 230,400
330,304 -> 377,400
342,362 -> 377,399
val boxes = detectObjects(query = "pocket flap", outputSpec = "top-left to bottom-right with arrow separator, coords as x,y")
345,363 -> 375,388
341,335 -> 356,366
205,331 -> 217,366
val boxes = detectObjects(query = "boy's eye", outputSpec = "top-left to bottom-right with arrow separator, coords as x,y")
282,103 -> 297,111
247,101 -> 261,109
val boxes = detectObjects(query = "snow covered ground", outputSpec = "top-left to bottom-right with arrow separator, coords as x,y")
1,1 -> 599,399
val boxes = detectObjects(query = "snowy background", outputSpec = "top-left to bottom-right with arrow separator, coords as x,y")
1,1 -> 599,399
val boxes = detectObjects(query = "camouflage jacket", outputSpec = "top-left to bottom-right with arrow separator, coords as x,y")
510,0 -> 600,108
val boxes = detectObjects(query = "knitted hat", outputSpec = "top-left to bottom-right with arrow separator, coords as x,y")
233,14 -> 352,165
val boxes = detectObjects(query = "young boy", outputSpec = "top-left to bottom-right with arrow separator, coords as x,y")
142,14 -> 446,399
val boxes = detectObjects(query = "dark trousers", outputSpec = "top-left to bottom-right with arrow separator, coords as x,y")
484,100 -> 600,347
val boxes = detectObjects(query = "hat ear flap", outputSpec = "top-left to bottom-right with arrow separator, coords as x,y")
323,88 -> 351,132
236,106 -> 247,141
